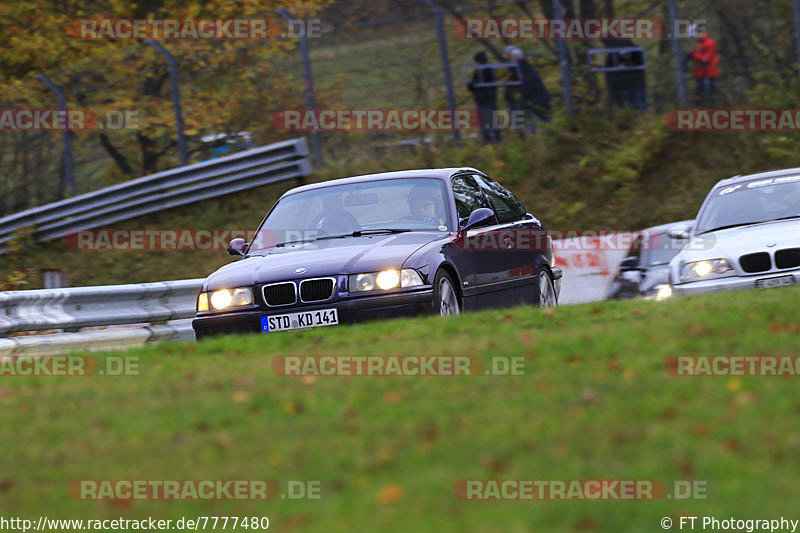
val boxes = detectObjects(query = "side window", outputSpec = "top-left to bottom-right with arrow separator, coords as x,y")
473,175 -> 526,224
452,174 -> 491,225
627,233 -> 644,264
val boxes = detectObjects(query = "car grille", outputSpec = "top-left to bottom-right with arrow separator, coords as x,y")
263,282 -> 296,306
300,278 -> 335,302
776,248 -> 800,269
739,252 -> 772,273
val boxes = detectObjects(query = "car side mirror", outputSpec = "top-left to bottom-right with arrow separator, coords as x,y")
227,238 -> 249,256
619,256 -> 640,271
463,208 -> 495,230
668,229 -> 690,240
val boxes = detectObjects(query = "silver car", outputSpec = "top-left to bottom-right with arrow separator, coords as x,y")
669,168 -> 800,295
607,220 -> 693,300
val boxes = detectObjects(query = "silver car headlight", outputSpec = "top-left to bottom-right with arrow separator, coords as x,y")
349,269 -> 424,293
208,287 -> 254,310
679,258 -> 733,282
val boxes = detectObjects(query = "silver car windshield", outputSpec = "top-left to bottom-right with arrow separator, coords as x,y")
696,176 -> 800,234
249,178 -> 452,252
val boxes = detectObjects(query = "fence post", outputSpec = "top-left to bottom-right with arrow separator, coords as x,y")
794,0 -> 800,81
36,73 -> 76,197
553,0 -> 574,116
276,9 -> 323,166
145,39 -> 188,166
422,0 -> 461,142
668,0 -> 689,105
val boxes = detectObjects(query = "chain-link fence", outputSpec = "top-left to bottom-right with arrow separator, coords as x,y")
2,0 -> 799,217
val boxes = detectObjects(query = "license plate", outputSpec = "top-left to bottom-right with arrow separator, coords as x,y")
755,275 -> 796,289
261,308 -> 338,332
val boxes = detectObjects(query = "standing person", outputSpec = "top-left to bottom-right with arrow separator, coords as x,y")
602,41 -> 626,108
504,46 -> 551,135
685,25 -> 719,107
603,39 -> 648,112
467,51 -> 501,143
626,46 -> 648,112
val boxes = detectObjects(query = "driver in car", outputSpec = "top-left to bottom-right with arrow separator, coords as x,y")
408,186 -> 445,228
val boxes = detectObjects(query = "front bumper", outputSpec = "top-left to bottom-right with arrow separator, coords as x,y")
193,288 -> 434,339
673,270 -> 800,295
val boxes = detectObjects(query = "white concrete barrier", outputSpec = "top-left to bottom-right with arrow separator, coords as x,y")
553,233 -> 633,305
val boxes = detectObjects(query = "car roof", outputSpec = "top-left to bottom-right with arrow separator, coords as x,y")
280,168 -> 482,198
712,167 -> 800,189
642,219 -> 694,234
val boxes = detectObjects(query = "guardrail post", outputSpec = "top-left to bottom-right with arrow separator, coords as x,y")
422,0 -> 461,142
36,73 -> 76,197
145,39 -> 189,166
668,0 -> 689,105
275,9 -> 323,166
794,0 -> 800,81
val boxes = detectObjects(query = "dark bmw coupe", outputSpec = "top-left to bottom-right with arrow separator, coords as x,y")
192,168 -> 562,338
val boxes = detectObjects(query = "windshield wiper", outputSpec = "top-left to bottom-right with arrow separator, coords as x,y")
697,222 -> 760,235
316,228 -> 413,241
699,215 -> 800,235
768,215 -> 800,223
255,228 -> 413,250
273,238 -> 317,247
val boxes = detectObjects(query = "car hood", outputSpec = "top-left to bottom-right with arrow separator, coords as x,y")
204,232 -> 443,290
672,218 -> 800,277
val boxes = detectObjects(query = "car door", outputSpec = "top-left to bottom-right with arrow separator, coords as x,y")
446,173 -> 495,311
471,173 -> 539,307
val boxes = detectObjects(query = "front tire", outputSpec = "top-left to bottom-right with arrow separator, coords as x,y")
434,270 -> 461,316
537,268 -> 557,309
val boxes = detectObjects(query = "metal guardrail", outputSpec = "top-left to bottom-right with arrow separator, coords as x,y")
0,137 -> 311,247
0,320 -> 196,356
0,279 -> 202,335
0,279 -> 203,355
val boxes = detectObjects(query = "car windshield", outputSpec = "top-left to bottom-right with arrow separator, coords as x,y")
249,178 -> 452,252
695,176 -> 800,234
644,231 -> 683,266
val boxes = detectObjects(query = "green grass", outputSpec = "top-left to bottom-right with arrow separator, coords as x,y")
2,287 -> 800,531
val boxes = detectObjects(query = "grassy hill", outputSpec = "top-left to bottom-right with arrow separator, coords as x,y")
1,287 -> 799,531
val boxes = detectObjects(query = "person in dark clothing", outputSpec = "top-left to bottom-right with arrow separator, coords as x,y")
504,46 -> 551,135
467,51 -> 501,143
603,39 -> 648,112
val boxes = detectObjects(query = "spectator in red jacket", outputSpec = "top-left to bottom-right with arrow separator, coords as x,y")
685,25 -> 719,106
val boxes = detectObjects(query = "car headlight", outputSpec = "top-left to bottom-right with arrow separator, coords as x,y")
679,258 -> 732,282
654,284 -> 673,301
349,269 -> 424,293
203,287 -> 254,310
